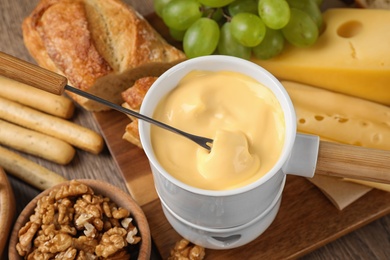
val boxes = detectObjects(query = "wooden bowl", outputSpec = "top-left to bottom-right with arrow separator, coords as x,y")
0,168 -> 15,258
8,179 -> 151,259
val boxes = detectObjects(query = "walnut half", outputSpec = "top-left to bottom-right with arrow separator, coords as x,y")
16,180 -> 141,259
168,239 -> 206,260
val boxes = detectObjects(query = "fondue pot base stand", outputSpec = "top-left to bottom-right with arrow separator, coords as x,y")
94,110 -> 390,259
158,176 -> 286,249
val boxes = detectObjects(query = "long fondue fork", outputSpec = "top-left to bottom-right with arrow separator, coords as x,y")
0,52 -> 213,151
2,52 -> 390,185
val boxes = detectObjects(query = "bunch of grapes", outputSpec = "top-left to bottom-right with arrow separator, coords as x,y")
154,0 -> 323,60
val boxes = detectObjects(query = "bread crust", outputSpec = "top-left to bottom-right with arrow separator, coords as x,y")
121,76 -> 157,148
22,0 -> 185,111
123,120 -> 142,148
121,76 -> 157,111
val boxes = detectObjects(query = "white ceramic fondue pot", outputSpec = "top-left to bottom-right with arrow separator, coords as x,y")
139,55 -> 319,249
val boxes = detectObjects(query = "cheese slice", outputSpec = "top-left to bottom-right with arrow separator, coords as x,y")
282,80 -> 390,151
283,80 -> 390,195
343,178 -> 390,192
253,8 -> 390,105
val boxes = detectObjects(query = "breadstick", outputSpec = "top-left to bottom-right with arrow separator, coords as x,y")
0,146 -> 67,190
0,97 -> 104,154
0,75 -> 74,119
0,119 -> 75,165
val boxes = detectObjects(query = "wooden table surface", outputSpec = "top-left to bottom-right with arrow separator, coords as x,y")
1,0 -> 389,259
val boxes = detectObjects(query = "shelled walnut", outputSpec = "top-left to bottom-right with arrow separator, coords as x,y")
16,180 -> 141,259
168,239 -> 206,260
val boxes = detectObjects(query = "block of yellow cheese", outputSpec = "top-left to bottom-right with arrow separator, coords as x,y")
284,80 -> 390,194
282,80 -> 390,151
253,8 -> 390,106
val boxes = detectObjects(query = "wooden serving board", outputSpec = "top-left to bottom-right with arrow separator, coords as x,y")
94,110 -> 390,259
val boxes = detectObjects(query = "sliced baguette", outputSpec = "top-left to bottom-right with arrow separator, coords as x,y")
22,0 -> 185,111
121,76 -> 157,148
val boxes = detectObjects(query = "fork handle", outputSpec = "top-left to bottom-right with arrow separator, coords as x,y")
0,52 -> 67,95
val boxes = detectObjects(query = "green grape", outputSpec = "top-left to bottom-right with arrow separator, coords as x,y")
218,22 -> 251,59
198,0 -> 236,8
228,0 -> 258,16
252,28 -> 284,59
258,0 -> 290,30
183,18 -> 220,58
230,13 -> 266,47
162,0 -> 202,31
281,8 -> 318,47
287,0 -> 323,29
169,27 -> 186,41
154,0 -> 173,17
203,7 -> 224,22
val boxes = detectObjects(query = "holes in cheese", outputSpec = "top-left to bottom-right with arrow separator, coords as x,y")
283,81 -> 390,151
252,8 -> 390,106
337,20 -> 363,38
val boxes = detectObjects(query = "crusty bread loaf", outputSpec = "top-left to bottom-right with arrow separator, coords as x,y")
355,0 -> 390,8
121,76 -> 157,148
22,0 -> 186,111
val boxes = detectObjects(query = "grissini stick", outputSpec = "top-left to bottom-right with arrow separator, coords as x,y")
0,96 -> 104,154
0,146 -> 67,190
1,52 -> 390,184
0,119 -> 75,165
0,75 -> 74,119
0,53 -> 104,154
0,51 -> 213,151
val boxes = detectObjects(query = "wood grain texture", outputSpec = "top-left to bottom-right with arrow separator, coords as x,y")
94,111 -> 158,206
0,168 -> 15,258
316,141 -> 390,184
1,0 -> 390,259
0,52 -> 68,95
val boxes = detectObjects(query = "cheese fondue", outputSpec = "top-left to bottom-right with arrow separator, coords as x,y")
151,70 -> 285,190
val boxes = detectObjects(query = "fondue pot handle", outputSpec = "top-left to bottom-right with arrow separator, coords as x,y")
315,141 -> 390,184
285,133 -> 390,184
282,133 -> 319,178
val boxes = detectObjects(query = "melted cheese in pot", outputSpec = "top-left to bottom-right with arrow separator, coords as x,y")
151,70 -> 285,190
